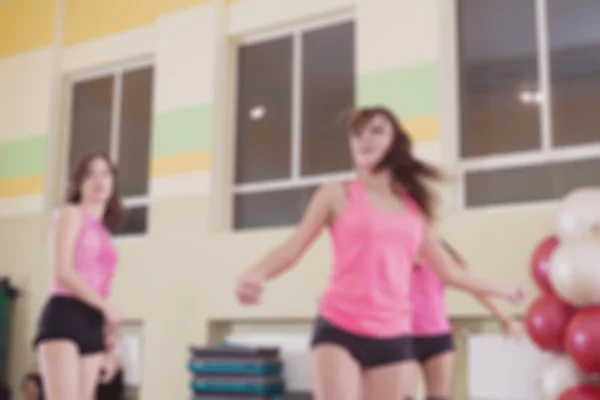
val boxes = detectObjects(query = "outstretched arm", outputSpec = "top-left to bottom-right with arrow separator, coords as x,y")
421,227 -> 523,302
441,241 -> 523,338
473,293 -> 523,337
240,183 -> 337,281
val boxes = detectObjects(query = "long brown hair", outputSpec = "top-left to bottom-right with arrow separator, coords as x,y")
67,152 -> 125,229
348,106 -> 444,221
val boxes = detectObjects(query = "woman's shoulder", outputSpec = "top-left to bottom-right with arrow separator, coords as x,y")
318,181 -> 354,199
311,181 -> 350,210
56,204 -> 82,219
53,204 -> 84,230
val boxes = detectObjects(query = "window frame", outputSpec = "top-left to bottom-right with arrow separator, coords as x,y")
63,58 -> 154,239
230,13 -> 356,227
451,0 -> 600,212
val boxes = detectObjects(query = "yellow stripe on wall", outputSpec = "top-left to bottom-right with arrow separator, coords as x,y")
63,0 -> 158,46
157,0 -> 212,16
403,115 -> 440,143
64,0 -> 229,45
0,0 -> 56,58
0,176 -> 44,198
151,151 -> 211,178
149,117 -> 434,179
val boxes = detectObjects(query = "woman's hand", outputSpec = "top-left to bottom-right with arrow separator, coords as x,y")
100,353 -> 122,384
102,303 -> 121,329
104,325 -> 119,352
235,273 -> 265,305
502,286 -> 526,305
501,318 -> 524,340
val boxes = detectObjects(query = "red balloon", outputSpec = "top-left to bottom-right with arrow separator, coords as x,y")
559,384 -> 600,400
526,293 -> 575,351
566,307 -> 600,373
531,235 -> 559,293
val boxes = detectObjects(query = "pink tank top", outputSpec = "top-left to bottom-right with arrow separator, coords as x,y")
411,262 -> 451,335
51,209 -> 118,299
320,181 -> 424,338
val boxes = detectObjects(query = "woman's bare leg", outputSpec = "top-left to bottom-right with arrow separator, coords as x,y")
37,341 -> 80,400
78,353 -> 105,400
312,344 -> 362,400
403,361 -> 422,399
422,352 -> 455,399
363,362 -> 414,400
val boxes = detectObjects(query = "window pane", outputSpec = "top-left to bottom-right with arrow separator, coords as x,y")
465,158 -> 600,207
112,206 -> 148,235
465,165 -> 554,207
548,0 -> 600,147
69,76 -> 113,173
459,0 -> 540,157
301,21 -> 354,176
117,67 -> 154,197
553,158 -> 600,197
234,187 -> 316,229
235,37 -> 293,184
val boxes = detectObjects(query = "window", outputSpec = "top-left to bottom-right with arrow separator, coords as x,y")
67,62 -> 154,235
233,17 -> 355,229
458,0 -> 600,208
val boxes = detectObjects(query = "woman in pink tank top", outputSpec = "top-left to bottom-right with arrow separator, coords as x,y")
34,153 -> 124,400
234,107 -> 524,400
408,240 -> 523,400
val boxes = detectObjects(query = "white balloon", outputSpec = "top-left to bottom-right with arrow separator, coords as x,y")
537,354 -> 583,399
557,188 -> 600,241
549,239 -> 600,307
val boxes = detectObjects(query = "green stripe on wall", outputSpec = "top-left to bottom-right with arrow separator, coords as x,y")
0,136 -> 47,180
357,63 -> 439,119
152,104 -> 212,158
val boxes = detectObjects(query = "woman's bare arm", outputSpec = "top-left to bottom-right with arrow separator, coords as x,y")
441,241 -> 521,332
421,228 -> 520,301
240,183 -> 337,281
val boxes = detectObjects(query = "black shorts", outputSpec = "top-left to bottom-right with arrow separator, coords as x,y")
412,333 -> 455,364
34,296 -> 105,355
311,317 -> 414,369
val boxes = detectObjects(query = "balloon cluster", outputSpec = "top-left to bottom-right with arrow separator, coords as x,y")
526,189 -> 600,400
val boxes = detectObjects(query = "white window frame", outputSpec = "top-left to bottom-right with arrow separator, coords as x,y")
64,59 -> 154,239
450,0 -> 600,213
232,14 -> 356,201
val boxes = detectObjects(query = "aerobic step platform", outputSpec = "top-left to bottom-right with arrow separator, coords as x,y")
192,394 -> 283,400
189,346 -> 283,376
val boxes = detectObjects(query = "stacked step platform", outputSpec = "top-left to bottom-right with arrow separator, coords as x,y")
189,345 -> 285,400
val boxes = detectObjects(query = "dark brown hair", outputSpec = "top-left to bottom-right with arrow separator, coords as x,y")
347,106 -> 444,220
66,152 -> 125,229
